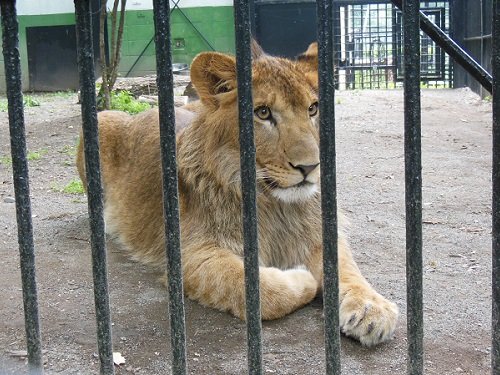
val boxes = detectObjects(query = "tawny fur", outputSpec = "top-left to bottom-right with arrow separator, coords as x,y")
76,51 -> 398,346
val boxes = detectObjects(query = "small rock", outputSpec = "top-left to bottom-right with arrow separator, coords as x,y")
3,197 -> 15,203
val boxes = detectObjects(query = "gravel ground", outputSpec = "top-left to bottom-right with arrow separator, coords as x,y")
0,88 -> 493,374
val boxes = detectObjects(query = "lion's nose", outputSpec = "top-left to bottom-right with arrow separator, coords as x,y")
290,162 -> 320,178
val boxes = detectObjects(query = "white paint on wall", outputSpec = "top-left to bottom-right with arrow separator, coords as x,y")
16,0 -> 232,15
17,0 -> 76,15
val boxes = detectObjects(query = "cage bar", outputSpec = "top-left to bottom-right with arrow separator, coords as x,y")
74,1 -> 115,374
402,0 -> 424,374
491,1 -> 500,373
391,0 -> 492,93
233,1 -> 263,374
151,1 -> 188,374
317,0 -> 341,374
0,1 -> 43,372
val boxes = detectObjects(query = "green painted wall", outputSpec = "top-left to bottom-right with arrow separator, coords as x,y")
0,7 -> 235,92
119,7 -> 235,76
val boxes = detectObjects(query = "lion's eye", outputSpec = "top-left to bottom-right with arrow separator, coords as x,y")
254,106 -> 272,121
308,102 -> 318,117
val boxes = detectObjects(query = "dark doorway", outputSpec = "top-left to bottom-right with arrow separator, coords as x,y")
27,25 -> 80,91
26,0 -> 101,91
255,1 -> 317,58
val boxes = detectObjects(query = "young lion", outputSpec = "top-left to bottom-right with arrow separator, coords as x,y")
76,51 -> 398,346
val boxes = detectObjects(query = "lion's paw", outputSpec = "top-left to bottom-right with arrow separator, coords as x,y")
339,287 -> 398,346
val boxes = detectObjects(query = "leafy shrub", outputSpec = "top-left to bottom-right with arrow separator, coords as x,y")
110,90 -> 150,114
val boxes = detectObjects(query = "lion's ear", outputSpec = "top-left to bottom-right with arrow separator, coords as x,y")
190,52 -> 237,107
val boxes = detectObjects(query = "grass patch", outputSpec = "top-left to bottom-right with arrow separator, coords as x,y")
27,149 -> 48,161
52,179 -> 85,195
0,95 -> 41,111
59,144 -> 77,157
23,95 -> 40,107
63,179 -> 85,194
0,155 -> 12,166
110,90 -> 150,114
0,99 -> 7,112
48,91 -> 75,98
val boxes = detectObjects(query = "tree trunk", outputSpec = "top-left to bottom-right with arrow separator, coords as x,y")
99,0 -> 111,109
98,0 -> 127,111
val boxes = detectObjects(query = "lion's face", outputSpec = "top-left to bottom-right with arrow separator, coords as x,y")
251,58 -> 320,203
190,52 -> 320,203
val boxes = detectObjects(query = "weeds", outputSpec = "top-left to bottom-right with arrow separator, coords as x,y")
59,144 -> 77,157
110,90 -> 150,114
52,179 -> 85,195
27,149 -> 48,161
0,99 -> 7,112
63,179 -> 85,194
48,91 -> 75,98
0,155 -> 12,165
23,95 -> 40,107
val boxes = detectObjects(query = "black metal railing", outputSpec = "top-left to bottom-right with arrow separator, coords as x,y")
492,2 -> 500,374
1,0 -> 499,374
152,0 -> 187,373
74,1 -> 115,373
0,1 -> 42,373
403,1 -> 423,374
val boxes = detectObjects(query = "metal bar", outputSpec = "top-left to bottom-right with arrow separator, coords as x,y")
391,0 -> 493,93
464,34 -> 492,42
403,0 -> 423,374
152,1 -> 187,374
317,0 -> 341,374
234,0 -> 263,374
74,1 -> 115,374
0,1 -> 43,373
491,2 -> 500,374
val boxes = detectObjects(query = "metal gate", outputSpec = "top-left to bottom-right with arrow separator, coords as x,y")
1,1 -> 499,375
334,0 -> 451,89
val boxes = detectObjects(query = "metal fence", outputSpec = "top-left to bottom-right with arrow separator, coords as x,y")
333,0 -> 452,90
1,0 -> 499,375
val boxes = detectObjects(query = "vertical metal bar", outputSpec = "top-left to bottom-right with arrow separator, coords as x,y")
234,0 -> 262,374
0,1 -> 43,373
403,0 -> 423,374
151,1 -> 187,374
317,0 -> 340,374
491,2 -> 500,374
392,0 -> 492,93
74,1 -> 114,374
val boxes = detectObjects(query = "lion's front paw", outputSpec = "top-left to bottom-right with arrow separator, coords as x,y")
339,287 -> 398,346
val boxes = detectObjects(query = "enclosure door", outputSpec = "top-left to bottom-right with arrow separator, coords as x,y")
255,1 -> 318,58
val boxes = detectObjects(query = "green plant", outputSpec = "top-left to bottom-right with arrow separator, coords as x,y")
0,155 -> 12,165
52,179 -> 85,195
49,91 -> 75,98
27,149 -> 48,161
63,179 -> 85,194
110,90 -> 150,114
0,99 -> 8,112
59,144 -> 77,157
23,95 -> 40,107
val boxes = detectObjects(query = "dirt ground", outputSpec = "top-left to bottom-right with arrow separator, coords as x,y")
0,88 -> 494,374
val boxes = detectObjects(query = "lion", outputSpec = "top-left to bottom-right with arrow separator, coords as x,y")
76,49 -> 398,347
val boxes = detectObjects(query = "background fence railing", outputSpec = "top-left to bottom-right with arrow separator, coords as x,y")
1,0 -> 499,374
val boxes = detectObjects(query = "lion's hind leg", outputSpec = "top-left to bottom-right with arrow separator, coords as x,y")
181,245 -> 318,320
